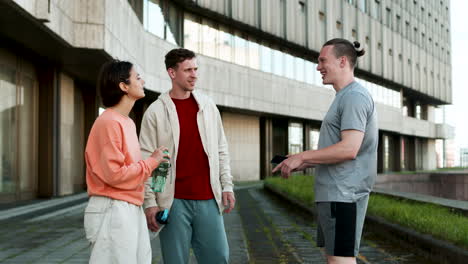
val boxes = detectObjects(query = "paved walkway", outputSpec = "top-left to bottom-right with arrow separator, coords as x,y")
0,185 -> 435,263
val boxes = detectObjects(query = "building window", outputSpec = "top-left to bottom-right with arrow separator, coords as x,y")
386,8 -> 392,27
405,21 -> 410,39
145,0 -> 181,45
272,49 -> 284,76
259,45 -> 272,73
218,26 -> 234,63
374,0 -> 381,21
358,0 -> 367,13
298,0 -> 306,12
319,11 -> 325,21
309,129 -> 320,150
383,135 -> 390,172
234,33 -> 248,66
146,0 -> 165,39
184,17 -> 201,53
288,122 -> 303,154
352,29 -> 357,38
336,20 -> 342,30
396,15 -> 401,33
416,104 -> 422,119
248,39 -> 260,69
413,27 -> 418,43
202,22 -> 218,58
295,57 -> 305,82
0,58 -> 38,196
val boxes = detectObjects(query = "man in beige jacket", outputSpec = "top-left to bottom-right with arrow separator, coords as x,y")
139,48 -> 235,264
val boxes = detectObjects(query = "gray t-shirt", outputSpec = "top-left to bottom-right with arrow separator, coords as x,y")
315,81 -> 378,202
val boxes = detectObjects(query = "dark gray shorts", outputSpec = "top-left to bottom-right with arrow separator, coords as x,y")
316,195 -> 369,257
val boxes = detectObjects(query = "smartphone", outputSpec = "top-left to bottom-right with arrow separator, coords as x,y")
270,155 -> 287,164
156,209 -> 169,225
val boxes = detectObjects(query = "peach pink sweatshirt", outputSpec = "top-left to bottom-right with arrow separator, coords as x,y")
85,108 -> 158,206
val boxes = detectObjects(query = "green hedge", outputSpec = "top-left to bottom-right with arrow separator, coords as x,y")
265,175 -> 468,249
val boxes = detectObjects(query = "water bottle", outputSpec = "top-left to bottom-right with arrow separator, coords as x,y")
151,151 -> 170,192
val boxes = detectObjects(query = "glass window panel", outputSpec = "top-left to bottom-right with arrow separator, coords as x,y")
402,105 -> 408,116
234,34 -> 247,66
0,65 -> 17,193
147,0 -> 164,39
284,53 -> 294,79
202,24 -> 218,58
260,45 -> 272,73
248,40 -> 260,70
18,76 -> 36,192
416,104 -> 421,119
384,88 -> 390,106
166,3 -> 181,45
288,122 -> 303,154
218,28 -> 233,62
295,58 -> 305,82
358,0 -> 367,13
309,129 -> 320,150
314,63 -> 322,86
184,18 -> 201,52
272,49 -> 284,76
305,61 -> 314,84
383,135 -> 389,171
165,24 -> 177,45
377,85 -> 383,103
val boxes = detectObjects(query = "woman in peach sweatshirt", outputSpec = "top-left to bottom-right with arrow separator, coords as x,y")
84,60 -> 168,264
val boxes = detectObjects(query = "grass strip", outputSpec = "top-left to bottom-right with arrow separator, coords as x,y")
265,174 -> 468,249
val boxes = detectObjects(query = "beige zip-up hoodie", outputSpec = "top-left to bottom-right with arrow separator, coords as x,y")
139,90 -> 234,214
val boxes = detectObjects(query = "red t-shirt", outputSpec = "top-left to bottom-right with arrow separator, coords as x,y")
172,94 -> 214,200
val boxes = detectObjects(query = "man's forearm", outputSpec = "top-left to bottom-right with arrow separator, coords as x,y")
301,141 -> 357,165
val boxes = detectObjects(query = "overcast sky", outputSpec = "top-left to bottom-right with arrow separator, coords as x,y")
447,0 -> 468,158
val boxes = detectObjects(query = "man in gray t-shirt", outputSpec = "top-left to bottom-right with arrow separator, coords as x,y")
273,38 -> 378,264
315,81 -> 378,203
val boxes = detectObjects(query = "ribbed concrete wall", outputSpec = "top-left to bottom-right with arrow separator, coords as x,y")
222,112 -> 260,181
11,0 -> 449,140
194,0 -> 452,104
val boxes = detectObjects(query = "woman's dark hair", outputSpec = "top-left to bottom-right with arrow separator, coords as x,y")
323,38 -> 365,68
98,59 -> 133,107
165,48 -> 196,70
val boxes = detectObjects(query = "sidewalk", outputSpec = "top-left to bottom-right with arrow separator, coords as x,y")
0,184 -> 439,263
0,192 -> 249,264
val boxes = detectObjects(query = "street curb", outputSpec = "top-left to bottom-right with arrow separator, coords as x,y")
0,192 -> 89,222
264,183 -> 468,264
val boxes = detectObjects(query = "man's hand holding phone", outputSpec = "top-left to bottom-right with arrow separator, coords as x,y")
145,206 -> 161,232
271,153 -> 312,178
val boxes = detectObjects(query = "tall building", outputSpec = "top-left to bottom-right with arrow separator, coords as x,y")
0,0 -> 454,203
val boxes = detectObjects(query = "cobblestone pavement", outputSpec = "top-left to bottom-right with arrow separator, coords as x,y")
237,187 -> 437,264
0,201 -> 247,264
0,186 -> 436,263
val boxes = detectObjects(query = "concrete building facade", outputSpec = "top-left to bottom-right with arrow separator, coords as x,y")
0,0 -> 453,203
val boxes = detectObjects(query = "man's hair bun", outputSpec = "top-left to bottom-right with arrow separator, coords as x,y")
353,41 -> 365,57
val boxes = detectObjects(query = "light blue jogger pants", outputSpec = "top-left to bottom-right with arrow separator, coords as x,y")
159,199 -> 229,264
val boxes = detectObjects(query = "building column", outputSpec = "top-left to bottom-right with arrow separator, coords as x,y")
37,65 -> 59,198
260,117 -> 273,179
393,135 -> 402,172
